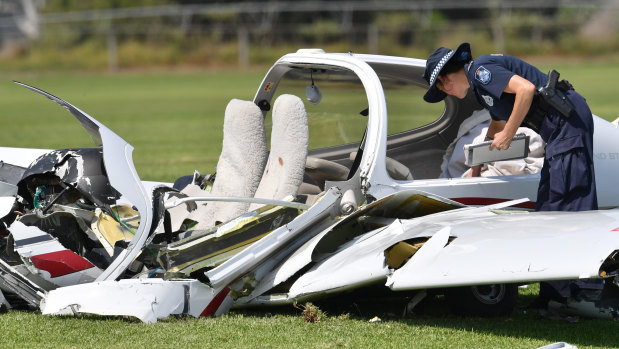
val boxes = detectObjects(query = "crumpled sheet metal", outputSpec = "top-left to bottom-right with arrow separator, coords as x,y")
20,148 -> 121,206
387,208 -> 619,290
33,189 -> 342,322
239,190 -> 467,305
91,205 -> 138,256
0,257 -> 45,309
385,227 -> 450,288
9,221 -> 101,286
284,198 -> 524,297
41,278 -> 218,323
275,197 -> 617,298
206,187 -> 342,289
159,204 -> 299,275
14,82 -> 153,283
244,198 -> 531,305
196,187 -> 343,313
284,222 -> 398,300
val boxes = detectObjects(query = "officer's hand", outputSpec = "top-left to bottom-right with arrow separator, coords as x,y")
468,164 -> 482,177
489,130 -> 514,151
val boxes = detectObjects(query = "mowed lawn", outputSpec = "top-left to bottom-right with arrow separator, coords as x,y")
0,61 -> 618,348
0,60 -> 617,182
0,69 -> 266,182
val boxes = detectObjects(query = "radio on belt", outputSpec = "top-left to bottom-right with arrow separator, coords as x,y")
464,134 -> 530,166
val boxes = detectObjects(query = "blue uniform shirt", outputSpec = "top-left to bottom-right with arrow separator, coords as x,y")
465,54 -> 547,122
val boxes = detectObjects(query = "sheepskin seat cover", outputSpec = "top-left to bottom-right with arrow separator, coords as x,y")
250,94 -> 309,210
198,99 -> 268,228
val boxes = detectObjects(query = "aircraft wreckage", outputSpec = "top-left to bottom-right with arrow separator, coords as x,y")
1,50 -> 619,323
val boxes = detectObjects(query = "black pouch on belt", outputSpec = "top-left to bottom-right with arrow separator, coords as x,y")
538,70 -> 575,118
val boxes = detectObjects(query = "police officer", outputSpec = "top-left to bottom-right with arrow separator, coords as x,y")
423,42 -> 597,211
422,43 -> 601,308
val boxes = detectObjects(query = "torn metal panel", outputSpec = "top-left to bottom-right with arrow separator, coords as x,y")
0,258 -> 45,309
9,221 -> 101,287
18,148 -> 121,208
41,278 -> 219,323
227,195 -> 346,304
13,83 -> 155,282
285,222 -> 398,299
385,241 -> 424,269
246,197 -> 529,304
166,183 -> 207,232
159,204 -> 299,275
388,209 -> 619,290
385,227 -> 450,288
17,211 -> 98,257
275,200 -> 546,299
236,190 -> 465,305
14,83 -> 103,147
90,205 -> 138,256
206,187 -> 342,290
339,188 -> 465,220
0,161 -> 26,186
234,223 -> 340,305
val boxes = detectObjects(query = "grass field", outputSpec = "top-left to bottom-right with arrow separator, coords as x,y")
0,60 -> 617,182
1,285 -> 618,348
1,60 -> 619,348
0,69 -> 267,182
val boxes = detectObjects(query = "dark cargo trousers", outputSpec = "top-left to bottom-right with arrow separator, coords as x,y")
536,90 -> 597,212
536,90 -> 602,299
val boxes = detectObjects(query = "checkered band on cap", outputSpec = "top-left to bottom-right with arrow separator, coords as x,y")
429,50 -> 454,86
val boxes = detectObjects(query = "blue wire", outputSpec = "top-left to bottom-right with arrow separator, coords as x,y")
148,267 -> 162,278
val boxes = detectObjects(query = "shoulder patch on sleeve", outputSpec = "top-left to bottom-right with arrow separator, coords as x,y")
475,66 -> 492,85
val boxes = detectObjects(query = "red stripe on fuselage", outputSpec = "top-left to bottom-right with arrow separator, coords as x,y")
29,249 -> 95,278
451,197 -> 536,209
200,287 -> 231,317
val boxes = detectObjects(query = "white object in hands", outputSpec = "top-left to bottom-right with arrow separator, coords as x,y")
464,134 -> 530,166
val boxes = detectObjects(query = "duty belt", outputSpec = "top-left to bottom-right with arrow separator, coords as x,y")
523,69 -> 575,133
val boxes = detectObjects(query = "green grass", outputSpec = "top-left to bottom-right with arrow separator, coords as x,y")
1,286 -> 618,348
537,61 -> 619,120
1,62 -> 619,347
0,60 -> 616,182
0,69 -> 266,182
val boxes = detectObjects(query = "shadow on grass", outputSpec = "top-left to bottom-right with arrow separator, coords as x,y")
4,283 -> 616,347
237,284 -> 619,348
